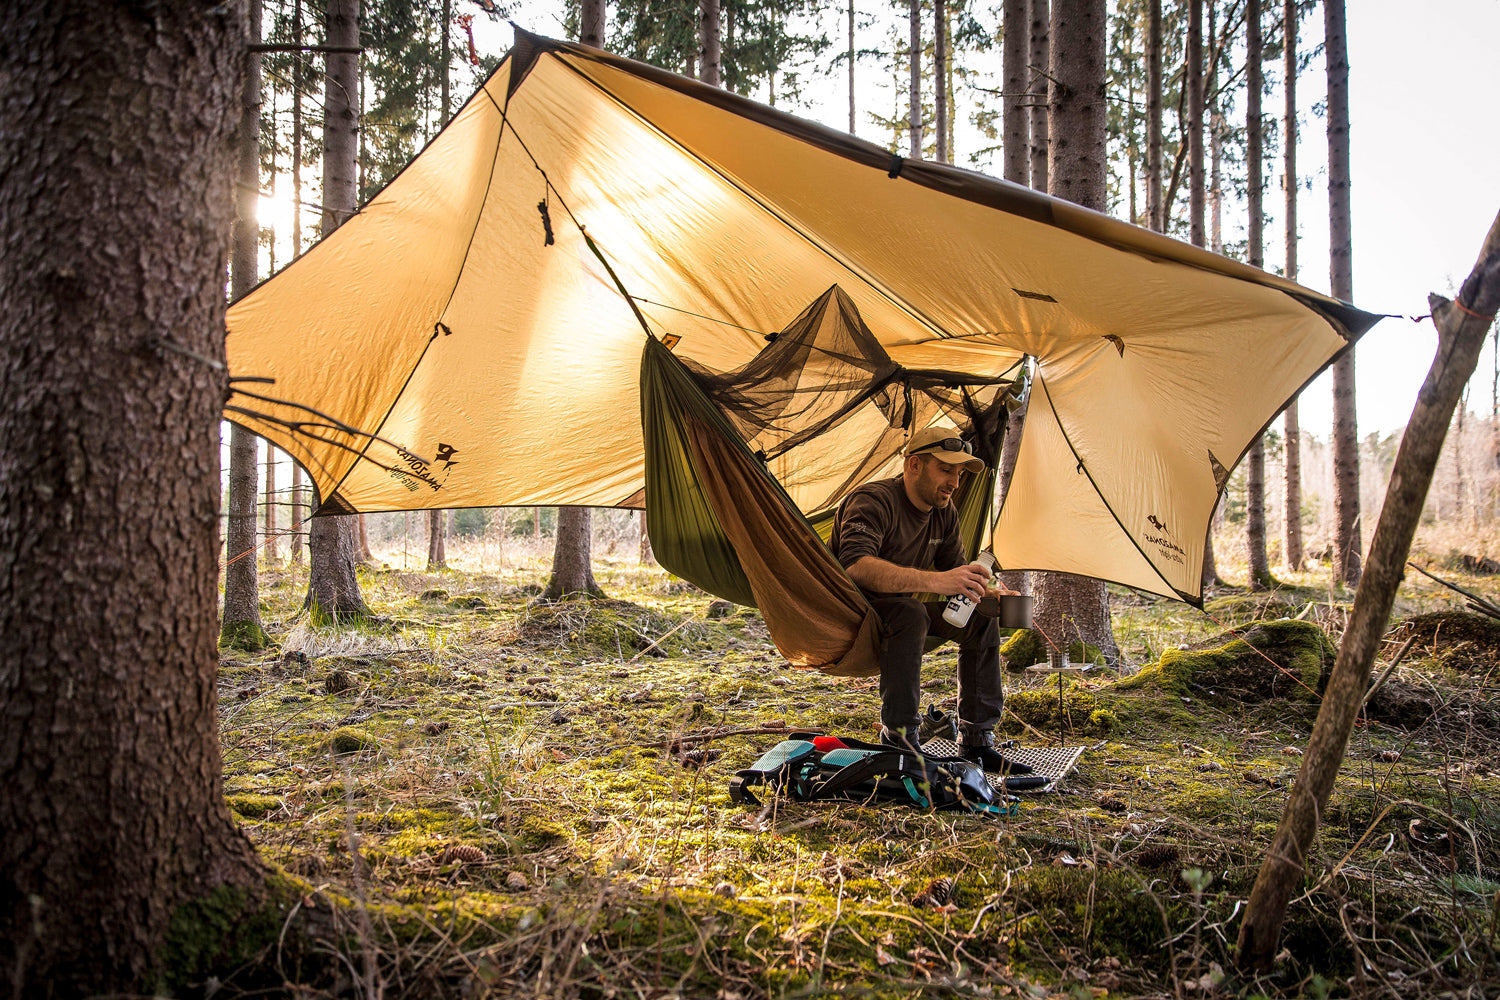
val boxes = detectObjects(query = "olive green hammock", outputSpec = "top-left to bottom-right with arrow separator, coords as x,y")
640,286 -> 1017,678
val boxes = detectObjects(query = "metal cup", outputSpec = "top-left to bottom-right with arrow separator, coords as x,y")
998,594 -> 1033,629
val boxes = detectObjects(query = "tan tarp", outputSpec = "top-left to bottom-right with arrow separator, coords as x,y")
225,30 -> 1378,604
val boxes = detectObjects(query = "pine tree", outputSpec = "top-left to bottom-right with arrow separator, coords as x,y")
1327,0 -> 1361,587
1281,0 -> 1305,571
306,0 -> 370,619
1033,0 -> 1117,665
1245,0 -> 1273,590
0,0 -> 265,987
223,0 -> 270,650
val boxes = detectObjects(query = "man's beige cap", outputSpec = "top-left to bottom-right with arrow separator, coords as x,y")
904,425 -> 985,472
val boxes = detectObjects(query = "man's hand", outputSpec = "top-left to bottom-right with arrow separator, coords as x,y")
932,563 -> 991,601
987,583 -> 1020,598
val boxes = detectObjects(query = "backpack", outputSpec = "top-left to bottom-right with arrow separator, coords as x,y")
728,734 -> 1019,817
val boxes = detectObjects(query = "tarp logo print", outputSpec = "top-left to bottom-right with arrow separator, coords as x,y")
391,443 -> 460,494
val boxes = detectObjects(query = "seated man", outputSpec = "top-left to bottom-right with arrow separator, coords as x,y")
831,425 -> 1023,772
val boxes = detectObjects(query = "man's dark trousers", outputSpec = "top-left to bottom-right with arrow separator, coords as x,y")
867,596 -> 1004,739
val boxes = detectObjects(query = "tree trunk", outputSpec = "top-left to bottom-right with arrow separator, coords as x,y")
1282,0 -> 1304,572
934,0 -> 948,163
0,1 -> 266,991
640,508 -> 655,564
699,0 -> 721,86
1327,0 -> 1361,588
265,446 -> 278,563
306,0 -> 368,618
1002,0 -> 1029,184
292,0 -> 304,261
908,0 -> 922,158
847,0 -> 856,134
223,0 -> 269,650
996,392 -> 1030,597
1245,0 -> 1271,590
1238,212 -> 1500,974
291,463 -> 305,565
581,0 -> 605,48
1034,0 -> 1115,664
1027,0 -> 1049,192
427,508 -> 447,569
1186,0 -> 1220,592
1145,0 -> 1162,231
1207,0 -> 1222,254
440,0 -> 450,126
545,507 -> 605,599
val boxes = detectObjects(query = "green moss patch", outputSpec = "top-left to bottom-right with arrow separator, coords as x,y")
1113,619 -> 1334,702
328,727 -> 378,755
1203,591 -> 1300,624
227,793 -> 283,819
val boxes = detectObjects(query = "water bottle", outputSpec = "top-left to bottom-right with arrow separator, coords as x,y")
942,551 -> 997,627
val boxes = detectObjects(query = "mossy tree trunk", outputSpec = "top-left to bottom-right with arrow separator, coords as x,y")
0,0 -> 266,991
1033,0 -> 1116,665
222,0 -> 269,651
1238,213 -> 1500,972
545,506 -> 604,600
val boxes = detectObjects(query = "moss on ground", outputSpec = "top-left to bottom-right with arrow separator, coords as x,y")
205,555 -> 1500,998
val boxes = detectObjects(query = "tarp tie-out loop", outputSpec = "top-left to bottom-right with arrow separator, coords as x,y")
887,154 -> 904,179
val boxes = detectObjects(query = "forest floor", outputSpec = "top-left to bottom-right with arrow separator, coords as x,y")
213,541 -> 1500,1000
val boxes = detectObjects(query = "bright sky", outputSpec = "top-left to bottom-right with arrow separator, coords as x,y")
456,1 -> 1500,436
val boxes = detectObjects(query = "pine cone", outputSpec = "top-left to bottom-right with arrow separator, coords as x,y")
422,720 -> 451,736
439,844 -> 486,865
1097,792 -> 1128,813
912,877 -> 954,908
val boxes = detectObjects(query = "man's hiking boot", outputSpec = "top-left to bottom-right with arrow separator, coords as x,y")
958,734 -> 1033,775
878,725 -> 924,755
918,705 -> 958,745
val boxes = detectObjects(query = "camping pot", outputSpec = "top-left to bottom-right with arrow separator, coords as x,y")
997,594 -> 1033,629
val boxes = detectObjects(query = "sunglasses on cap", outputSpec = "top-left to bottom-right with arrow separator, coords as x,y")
909,437 -> 973,456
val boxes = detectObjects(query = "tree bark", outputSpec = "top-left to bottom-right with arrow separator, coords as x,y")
440,0 -> 451,126
545,507 -> 605,599
1207,0 -> 1222,254
1034,0 -> 1115,664
1027,0 -> 1049,192
1282,0 -> 1304,571
934,0 -> 948,162
291,463 -> 305,565
908,0 -> 922,158
265,446 -> 278,563
306,0 -> 368,618
581,0 -> 606,49
1186,0 -> 1220,592
699,0 -> 721,87
1046,0 -> 1106,208
1326,0 -> 1361,588
223,0 -> 269,650
0,1 -> 266,991
847,0 -> 856,134
1145,0 -> 1162,231
640,508 -> 655,564
1238,211 -> 1500,974
1245,0 -> 1271,590
427,508 -> 447,569
1002,0 -> 1029,184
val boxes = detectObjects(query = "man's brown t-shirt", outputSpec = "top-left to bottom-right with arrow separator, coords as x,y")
831,476 -> 966,598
